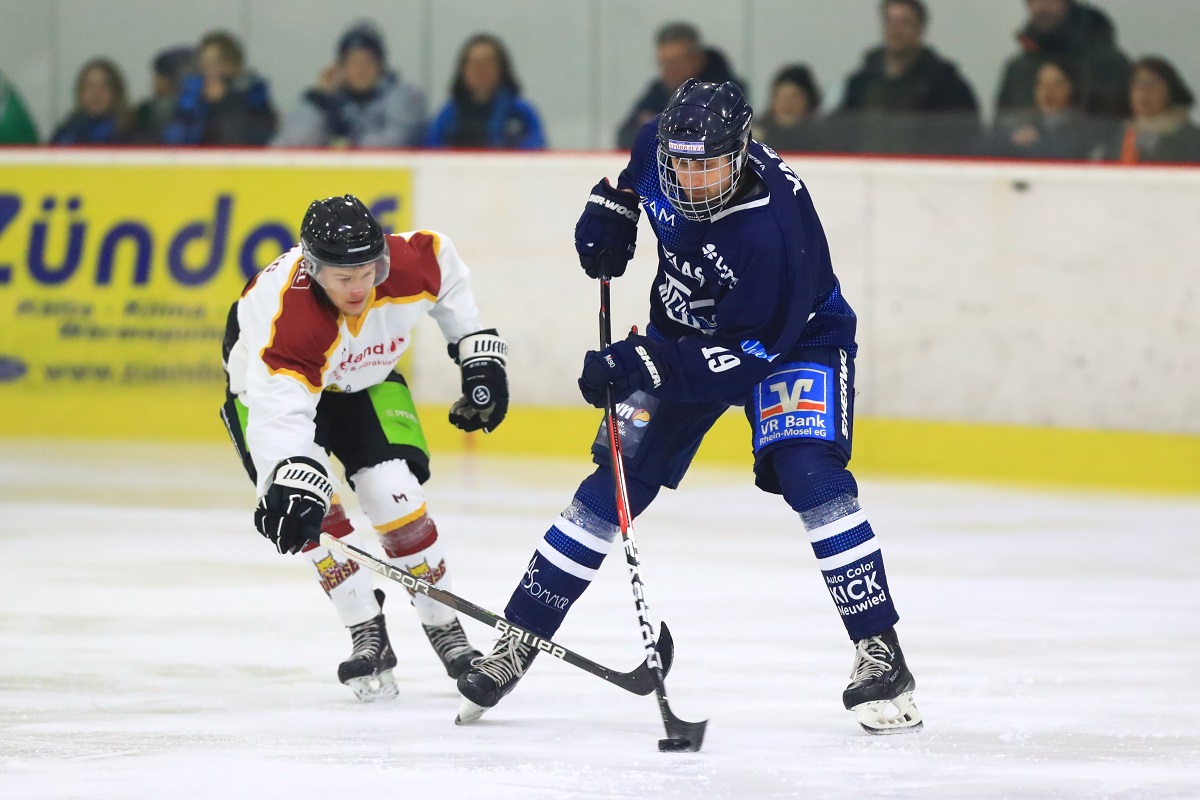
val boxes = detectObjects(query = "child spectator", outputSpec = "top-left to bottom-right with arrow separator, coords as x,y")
754,64 -> 825,153
274,21 -> 426,148
163,30 -> 276,146
131,46 -> 193,143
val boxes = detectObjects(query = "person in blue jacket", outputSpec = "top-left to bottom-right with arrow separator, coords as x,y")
426,33 -> 545,150
456,80 -> 924,736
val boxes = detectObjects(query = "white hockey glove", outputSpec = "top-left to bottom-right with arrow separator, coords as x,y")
448,329 -> 509,433
254,456 -> 333,555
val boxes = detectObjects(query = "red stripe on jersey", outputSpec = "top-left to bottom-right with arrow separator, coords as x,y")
377,232 -> 443,302
261,261 -> 340,391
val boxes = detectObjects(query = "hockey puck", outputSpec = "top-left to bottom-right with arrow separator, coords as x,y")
658,738 -> 698,752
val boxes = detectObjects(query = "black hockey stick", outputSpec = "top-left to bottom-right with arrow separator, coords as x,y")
599,278 -> 707,753
319,533 -> 674,696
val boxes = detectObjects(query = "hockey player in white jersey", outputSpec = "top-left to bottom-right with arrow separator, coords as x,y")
220,194 -> 507,701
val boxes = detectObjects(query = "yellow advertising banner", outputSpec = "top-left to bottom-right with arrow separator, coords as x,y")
0,161 -> 412,440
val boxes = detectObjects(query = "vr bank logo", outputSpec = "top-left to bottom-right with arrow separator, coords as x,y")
755,365 -> 834,446
759,368 -> 827,420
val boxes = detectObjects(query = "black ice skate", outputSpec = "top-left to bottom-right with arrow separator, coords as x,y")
454,634 -> 538,724
422,618 -> 482,679
338,589 -> 398,702
842,627 -> 923,734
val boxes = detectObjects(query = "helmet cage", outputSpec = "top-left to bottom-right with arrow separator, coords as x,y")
656,134 -> 748,222
300,241 -> 391,289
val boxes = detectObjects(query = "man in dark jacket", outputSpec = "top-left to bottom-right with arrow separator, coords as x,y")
832,0 -> 980,155
995,0 -> 1131,124
615,22 -> 746,149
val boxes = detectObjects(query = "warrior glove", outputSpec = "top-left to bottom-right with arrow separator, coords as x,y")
449,329 -> 509,433
575,179 -> 640,279
254,456 -> 333,555
578,334 -> 670,408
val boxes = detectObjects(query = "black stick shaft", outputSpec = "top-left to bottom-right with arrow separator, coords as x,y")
320,533 -> 665,696
599,279 -> 706,749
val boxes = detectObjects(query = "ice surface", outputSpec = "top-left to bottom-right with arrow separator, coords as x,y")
2,441 -> 1198,799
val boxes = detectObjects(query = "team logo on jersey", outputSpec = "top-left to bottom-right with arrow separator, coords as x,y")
753,364 -> 835,450
314,553 -> 361,596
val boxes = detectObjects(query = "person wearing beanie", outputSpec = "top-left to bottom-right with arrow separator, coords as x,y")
273,21 -> 426,148
131,45 -> 193,143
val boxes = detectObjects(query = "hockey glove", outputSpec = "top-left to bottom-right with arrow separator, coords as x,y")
448,329 -> 509,433
575,178 -> 640,279
254,456 -> 333,555
578,334 -> 670,408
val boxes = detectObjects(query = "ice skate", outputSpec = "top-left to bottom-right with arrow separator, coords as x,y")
454,634 -> 538,724
338,589 -> 398,702
422,618 -> 482,679
843,627 -> 923,734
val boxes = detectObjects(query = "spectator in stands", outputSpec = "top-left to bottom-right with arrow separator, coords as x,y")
163,30 -> 276,146
426,33 -> 545,150
131,46 -> 193,143
831,0 -> 980,155
1094,56 -> 1200,164
274,21 -> 426,148
976,56 -> 1110,159
754,64 -> 825,153
50,59 -> 134,145
995,0 -> 1131,126
615,22 -> 746,149
0,69 -> 39,144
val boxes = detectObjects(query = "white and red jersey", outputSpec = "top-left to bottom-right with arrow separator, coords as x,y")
225,230 -> 483,494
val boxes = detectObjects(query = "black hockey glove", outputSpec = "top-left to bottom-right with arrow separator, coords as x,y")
578,334 -> 669,408
254,456 -> 333,555
575,178 -> 640,279
448,329 -> 509,433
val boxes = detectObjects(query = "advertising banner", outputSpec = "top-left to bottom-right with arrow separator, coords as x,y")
0,161 -> 411,439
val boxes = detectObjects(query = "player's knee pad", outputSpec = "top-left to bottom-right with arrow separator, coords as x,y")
771,445 -> 859,521
299,500 -> 354,554
350,459 -> 438,558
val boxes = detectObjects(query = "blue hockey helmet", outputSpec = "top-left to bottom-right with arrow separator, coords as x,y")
656,79 -> 753,221
300,194 -> 390,288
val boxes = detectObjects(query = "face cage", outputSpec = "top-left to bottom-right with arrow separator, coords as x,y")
301,244 -> 391,289
656,145 -> 746,222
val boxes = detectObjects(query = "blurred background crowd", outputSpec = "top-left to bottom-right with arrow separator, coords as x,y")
2,0 -> 1198,163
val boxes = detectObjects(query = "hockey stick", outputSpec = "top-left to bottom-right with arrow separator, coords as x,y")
599,278 -> 708,753
319,532 -> 674,696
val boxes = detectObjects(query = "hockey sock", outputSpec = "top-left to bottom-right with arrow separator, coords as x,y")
505,467 -> 659,638
777,459 -> 899,641
377,508 -> 456,627
306,502 -> 381,627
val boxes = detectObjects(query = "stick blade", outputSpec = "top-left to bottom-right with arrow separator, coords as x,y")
658,718 -> 707,752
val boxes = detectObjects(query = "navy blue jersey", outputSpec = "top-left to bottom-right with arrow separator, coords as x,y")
617,120 -> 857,404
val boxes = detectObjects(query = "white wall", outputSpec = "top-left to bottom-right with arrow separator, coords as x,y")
2,0 -> 1199,148
398,153 -> 1200,435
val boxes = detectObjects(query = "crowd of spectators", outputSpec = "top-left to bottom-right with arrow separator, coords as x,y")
2,1 -> 1199,164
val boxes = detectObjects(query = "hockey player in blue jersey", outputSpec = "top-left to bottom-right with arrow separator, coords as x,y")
456,79 -> 923,734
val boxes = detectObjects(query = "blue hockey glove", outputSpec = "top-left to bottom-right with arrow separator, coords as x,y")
575,179 -> 640,279
254,456 -> 333,555
578,335 -> 669,408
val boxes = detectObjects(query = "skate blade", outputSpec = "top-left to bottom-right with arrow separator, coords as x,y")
344,670 -> 398,703
853,691 -> 924,734
455,696 -> 489,725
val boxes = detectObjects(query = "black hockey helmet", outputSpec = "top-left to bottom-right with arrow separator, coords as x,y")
299,194 -> 390,287
656,79 -> 754,221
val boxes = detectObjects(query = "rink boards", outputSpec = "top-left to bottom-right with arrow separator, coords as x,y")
0,150 -> 1196,493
